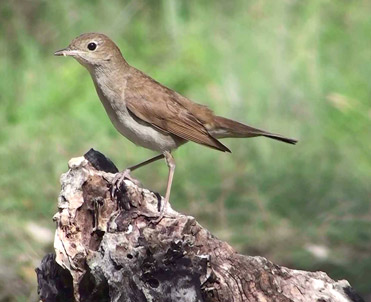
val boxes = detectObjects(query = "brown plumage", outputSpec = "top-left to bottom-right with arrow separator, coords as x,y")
124,68 -> 231,152
55,33 -> 297,219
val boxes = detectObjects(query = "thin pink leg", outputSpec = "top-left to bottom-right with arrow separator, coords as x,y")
155,151 -> 175,223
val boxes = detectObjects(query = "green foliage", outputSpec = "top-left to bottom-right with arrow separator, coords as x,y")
0,0 -> 370,300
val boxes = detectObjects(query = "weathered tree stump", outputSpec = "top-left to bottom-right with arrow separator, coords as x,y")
36,149 -> 364,302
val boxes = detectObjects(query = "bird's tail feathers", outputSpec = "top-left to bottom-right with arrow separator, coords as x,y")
211,116 -> 298,145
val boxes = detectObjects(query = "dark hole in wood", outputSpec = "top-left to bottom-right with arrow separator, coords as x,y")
147,278 -> 159,288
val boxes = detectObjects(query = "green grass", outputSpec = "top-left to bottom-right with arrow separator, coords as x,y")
0,0 -> 370,300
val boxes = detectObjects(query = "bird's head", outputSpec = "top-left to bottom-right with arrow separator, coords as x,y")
54,33 -> 124,69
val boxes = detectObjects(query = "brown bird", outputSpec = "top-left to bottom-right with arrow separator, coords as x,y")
55,33 -> 297,217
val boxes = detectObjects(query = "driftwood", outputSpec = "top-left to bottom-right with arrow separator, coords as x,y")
36,149 -> 364,302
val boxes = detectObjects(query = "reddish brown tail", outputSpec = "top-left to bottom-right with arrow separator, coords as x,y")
211,116 -> 298,145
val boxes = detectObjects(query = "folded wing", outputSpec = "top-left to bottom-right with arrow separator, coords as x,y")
125,76 -> 230,153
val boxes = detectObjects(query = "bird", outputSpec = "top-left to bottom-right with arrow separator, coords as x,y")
55,33 -> 297,218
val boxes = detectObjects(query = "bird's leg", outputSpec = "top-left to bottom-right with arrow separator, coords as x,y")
127,154 -> 165,172
112,154 -> 164,199
154,151 -> 175,223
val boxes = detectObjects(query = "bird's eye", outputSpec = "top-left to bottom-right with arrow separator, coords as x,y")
87,42 -> 97,51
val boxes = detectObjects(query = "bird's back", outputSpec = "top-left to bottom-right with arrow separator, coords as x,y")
126,67 -> 217,126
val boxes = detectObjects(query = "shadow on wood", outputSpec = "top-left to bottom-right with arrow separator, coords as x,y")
36,149 -> 364,302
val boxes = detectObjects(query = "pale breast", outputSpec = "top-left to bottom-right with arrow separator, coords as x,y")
92,75 -> 184,152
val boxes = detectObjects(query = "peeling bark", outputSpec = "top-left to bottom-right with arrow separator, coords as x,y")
36,149 -> 364,302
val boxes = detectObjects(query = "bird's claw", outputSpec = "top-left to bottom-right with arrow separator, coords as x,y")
150,211 -> 165,225
149,198 -> 174,225
111,169 -> 140,201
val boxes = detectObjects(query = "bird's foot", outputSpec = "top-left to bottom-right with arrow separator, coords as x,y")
111,169 -> 140,200
149,197 -> 174,225
115,168 -> 141,186
151,210 -> 166,225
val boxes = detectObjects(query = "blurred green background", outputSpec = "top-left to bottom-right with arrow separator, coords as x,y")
0,0 -> 370,301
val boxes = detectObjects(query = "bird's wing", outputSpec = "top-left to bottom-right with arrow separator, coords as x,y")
125,78 -> 230,152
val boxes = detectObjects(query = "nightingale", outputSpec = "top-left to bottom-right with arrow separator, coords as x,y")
55,33 -> 297,217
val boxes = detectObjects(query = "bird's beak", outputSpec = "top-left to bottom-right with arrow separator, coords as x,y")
54,47 -> 81,57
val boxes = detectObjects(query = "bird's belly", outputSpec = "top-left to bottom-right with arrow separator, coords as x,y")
116,112 -> 180,151
104,100 -> 182,152
93,77 -> 184,152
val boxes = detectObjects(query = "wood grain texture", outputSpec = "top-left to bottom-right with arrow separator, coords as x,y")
36,150 -> 363,302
